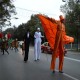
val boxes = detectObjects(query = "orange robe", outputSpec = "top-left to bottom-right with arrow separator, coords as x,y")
37,14 -> 57,50
50,21 -> 65,71
37,14 -> 74,71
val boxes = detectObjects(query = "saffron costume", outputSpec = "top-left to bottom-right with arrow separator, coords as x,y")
37,14 -> 74,73
50,16 -> 66,72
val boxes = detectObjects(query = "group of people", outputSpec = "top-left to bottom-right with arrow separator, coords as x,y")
11,39 -> 19,52
23,27 -> 43,63
0,14 -> 67,74
0,38 -> 19,55
22,14 -> 68,74
0,14 -> 72,74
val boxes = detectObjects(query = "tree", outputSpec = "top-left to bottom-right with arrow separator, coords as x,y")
60,0 -> 80,50
3,27 -> 16,39
6,14 -> 44,45
0,0 -> 16,28
3,14 -> 45,45
60,0 -> 80,42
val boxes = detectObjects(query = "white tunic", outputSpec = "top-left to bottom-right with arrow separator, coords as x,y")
34,31 -> 42,60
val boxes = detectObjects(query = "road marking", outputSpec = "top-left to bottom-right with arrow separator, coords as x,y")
56,70 -> 79,80
17,48 -> 79,80
63,72 -> 79,80
64,57 -> 80,62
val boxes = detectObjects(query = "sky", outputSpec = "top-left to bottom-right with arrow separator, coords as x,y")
3,0 -> 65,31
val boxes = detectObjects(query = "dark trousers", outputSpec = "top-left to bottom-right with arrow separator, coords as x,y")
2,48 -> 9,55
24,43 -> 29,61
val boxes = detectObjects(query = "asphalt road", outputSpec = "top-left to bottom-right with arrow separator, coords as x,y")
0,47 -> 80,80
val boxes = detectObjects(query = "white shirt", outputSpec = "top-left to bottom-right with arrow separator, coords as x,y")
34,31 -> 42,39
27,32 -> 29,38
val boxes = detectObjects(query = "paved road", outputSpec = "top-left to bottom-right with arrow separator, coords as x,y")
0,47 -> 80,80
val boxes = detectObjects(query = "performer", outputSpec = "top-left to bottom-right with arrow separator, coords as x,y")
14,38 -> 18,52
1,39 -> 9,55
37,14 -> 74,73
24,29 -> 30,62
34,27 -> 43,61
50,15 -> 66,73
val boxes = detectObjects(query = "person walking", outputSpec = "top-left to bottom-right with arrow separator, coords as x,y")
24,29 -> 30,62
34,27 -> 43,61
1,39 -> 9,55
22,42 -> 25,55
14,39 -> 18,52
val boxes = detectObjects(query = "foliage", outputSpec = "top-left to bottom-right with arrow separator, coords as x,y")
3,27 -> 16,39
0,0 -> 16,27
3,14 -> 45,45
60,0 -> 80,43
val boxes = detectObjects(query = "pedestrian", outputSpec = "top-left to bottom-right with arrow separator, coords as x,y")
50,15 -> 66,73
22,42 -> 25,55
34,27 -> 44,61
10,40 -> 15,50
24,29 -> 30,62
1,39 -> 9,55
14,38 -> 18,52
